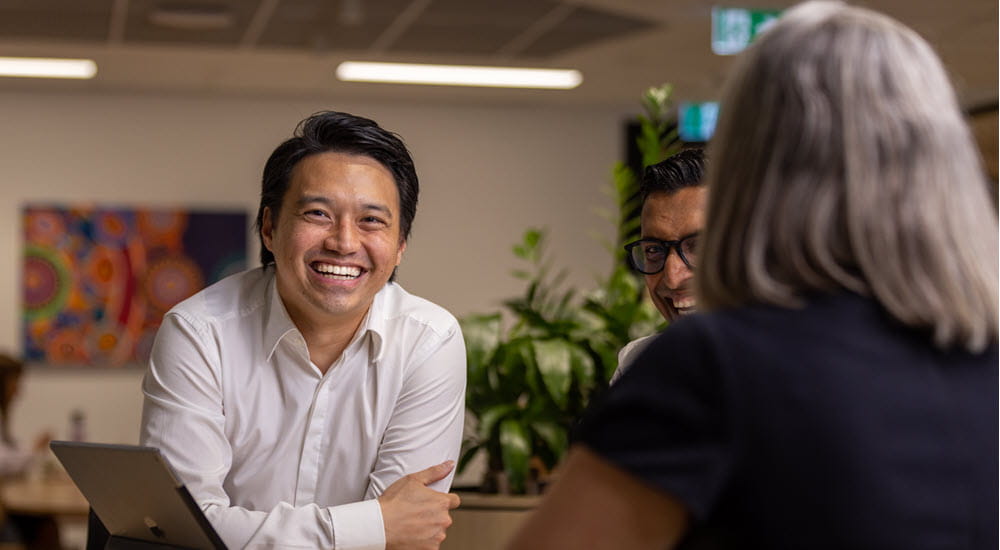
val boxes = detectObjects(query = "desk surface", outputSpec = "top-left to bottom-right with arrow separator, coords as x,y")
1,477 -> 89,517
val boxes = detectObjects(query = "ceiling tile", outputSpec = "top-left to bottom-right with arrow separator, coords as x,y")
388,0 -> 561,55
125,0 -> 260,46
520,4 -> 657,57
257,0 -> 413,51
0,0 -> 112,42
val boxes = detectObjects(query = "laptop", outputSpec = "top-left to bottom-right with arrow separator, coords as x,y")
50,441 -> 227,550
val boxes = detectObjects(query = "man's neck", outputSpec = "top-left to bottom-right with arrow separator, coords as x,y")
295,311 -> 368,374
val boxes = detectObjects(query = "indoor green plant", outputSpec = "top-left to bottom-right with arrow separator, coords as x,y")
459,84 -> 682,494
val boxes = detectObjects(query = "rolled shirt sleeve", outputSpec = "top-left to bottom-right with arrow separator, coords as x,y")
364,323 -> 467,497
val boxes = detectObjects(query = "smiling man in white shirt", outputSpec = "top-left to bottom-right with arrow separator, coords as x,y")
140,111 -> 466,550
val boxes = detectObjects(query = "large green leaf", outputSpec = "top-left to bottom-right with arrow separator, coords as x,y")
531,420 -> 569,463
499,419 -> 531,493
501,338 -> 538,395
532,339 -> 573,408
477,403 -> 517,441
460,313 -> 501,385
569,345 -> 596,382
569,345 -> 598,401
595,343 -> 621,383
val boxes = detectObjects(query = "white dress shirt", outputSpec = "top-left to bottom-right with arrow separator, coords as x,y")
610,334 -> 657,385
139,267 -> 466,550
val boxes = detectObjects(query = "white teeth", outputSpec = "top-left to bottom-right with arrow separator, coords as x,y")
672,297 -> 696,309
313,263 -> 361,278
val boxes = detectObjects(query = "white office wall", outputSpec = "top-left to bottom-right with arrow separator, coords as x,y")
0,90 -> 628,446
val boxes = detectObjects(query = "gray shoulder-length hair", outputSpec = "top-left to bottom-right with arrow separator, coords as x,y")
699,1 -> 998,352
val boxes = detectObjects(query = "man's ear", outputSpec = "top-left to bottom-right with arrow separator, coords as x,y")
261,207 -> 275,252
395,239 -> 407,266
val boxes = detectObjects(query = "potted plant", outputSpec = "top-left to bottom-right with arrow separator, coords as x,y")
457,84 -> 682,496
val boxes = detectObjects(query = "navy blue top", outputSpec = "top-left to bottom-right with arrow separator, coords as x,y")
579,292 -> 998,549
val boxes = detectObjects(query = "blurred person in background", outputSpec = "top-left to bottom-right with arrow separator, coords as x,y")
0,355 -> 58,550
510,2 -> 998,548
0,355 -> 49,476
615,148 -> 706,382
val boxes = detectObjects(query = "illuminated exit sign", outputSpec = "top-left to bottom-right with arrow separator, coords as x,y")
712,7 -> 782,55
679,102 -> 720,143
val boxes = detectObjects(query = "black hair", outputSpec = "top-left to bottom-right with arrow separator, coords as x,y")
640,148 -> 706,203
255,111 -> 419,266
0,354 -> 22,445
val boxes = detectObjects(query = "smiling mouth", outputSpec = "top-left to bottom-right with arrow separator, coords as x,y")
311,262 -> 362,280
670,296 -> 696,315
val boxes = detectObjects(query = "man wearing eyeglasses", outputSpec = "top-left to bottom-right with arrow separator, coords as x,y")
613,149 -> 706,383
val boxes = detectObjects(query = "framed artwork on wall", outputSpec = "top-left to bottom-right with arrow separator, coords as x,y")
22,205 -> 248,367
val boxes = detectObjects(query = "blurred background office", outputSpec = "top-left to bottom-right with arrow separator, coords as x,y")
0,2 -> 993,543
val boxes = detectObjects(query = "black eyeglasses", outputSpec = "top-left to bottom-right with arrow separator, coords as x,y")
624,234 -> 699,274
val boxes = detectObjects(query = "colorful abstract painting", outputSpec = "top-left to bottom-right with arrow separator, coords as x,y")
23,206 -> 247,367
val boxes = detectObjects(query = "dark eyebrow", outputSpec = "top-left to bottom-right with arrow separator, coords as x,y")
295,196 -> 333,209
295,196 -> 393,219
639,232 -> 699,244
361,203 -> 394,219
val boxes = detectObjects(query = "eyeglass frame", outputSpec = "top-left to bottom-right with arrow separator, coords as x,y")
623,233 -> 698,274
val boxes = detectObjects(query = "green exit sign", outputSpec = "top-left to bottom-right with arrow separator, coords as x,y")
712,7 -> 782,55
679,102 -> 720,143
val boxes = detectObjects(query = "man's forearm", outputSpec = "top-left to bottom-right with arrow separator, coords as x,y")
203,499 -> 385,550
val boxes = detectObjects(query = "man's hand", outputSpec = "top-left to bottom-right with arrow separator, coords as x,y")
379,461 -> 462,550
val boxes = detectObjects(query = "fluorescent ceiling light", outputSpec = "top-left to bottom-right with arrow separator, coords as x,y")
148,6 -> 234,31
336,61 -> 582,89
0,57 -> 97,79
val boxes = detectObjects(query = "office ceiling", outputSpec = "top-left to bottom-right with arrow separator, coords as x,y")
0,0 -> 995,112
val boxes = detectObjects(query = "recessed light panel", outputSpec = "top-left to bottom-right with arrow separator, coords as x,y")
0,57 -> 97,79
336,61 -> 582,89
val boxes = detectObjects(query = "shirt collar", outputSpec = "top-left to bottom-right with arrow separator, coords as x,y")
364,284 -> 388,364
263,269 -> 299,361
262,268 -> 390,364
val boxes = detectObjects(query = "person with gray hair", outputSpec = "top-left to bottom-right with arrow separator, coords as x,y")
510,2 -> 998,549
